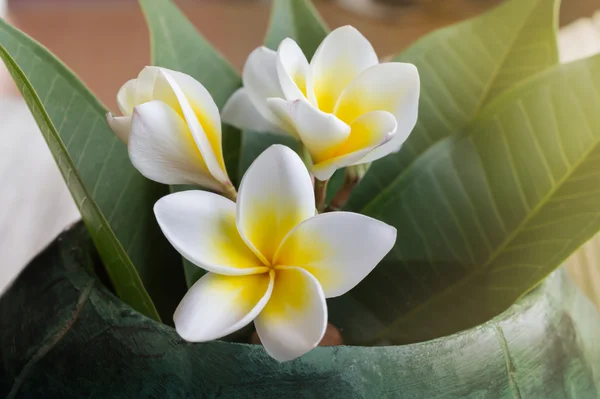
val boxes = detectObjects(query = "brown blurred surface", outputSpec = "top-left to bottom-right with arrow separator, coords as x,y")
1,1 -> 504,109
2,1 -> 598,108
3,1 -> 597,109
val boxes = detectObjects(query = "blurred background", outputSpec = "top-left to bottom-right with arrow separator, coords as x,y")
1,0 -> 600,306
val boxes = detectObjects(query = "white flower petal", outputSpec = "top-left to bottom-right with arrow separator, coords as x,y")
106,113 -> 132,144
238,47 -> 290,131
276,38 -> 311,102
166,69 -> 224,148
274,212 -> 397,298
128,100 -> 222,189
134,66 -> 160,105
311,110 -> 396,180
255,266 -> 327,362
222,88 -> 290,135
289,98 -> 350,164
175,271 -> 273,342
153,68 -> 230,185
154,190 -> 268,275
117,79 -> 137,116
237,145 -> 315,264
308,25 -> 378,113
334,62 -> 420,158
266,97 -> 298,137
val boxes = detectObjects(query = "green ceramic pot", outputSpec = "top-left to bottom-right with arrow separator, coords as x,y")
1,223 -> 599,398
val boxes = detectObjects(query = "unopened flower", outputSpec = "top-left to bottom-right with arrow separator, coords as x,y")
154,145 -> 396,361
107,67 -> 232,194
222,26 -> 420,181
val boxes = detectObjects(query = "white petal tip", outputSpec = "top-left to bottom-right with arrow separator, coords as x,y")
106,112 -> 131,144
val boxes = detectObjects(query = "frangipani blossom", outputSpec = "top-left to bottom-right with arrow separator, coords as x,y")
106,66 -> 233,194
154,145 -> 396,361
222,25 -> 420,181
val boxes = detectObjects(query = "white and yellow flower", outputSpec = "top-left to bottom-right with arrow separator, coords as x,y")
107,66 -> 233,194
154,145 -> 396,361
222,25 -> 420,181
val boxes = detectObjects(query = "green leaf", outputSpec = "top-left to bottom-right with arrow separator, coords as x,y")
264,0 -> 329,59
140,0 -> 244,287
0,19 -> 187,321
2,223 -> 600,398
237,0 -> 329,179
348,0 -> 559,211
336,54 -> 600,344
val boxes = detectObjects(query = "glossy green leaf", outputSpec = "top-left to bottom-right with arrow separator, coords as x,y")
348,0 -> 559,211
139,0 -> 243,287
335,53 -> 600,345
2,223 -> 599,398
0,19 -> 187,321
237,0 -> 329,178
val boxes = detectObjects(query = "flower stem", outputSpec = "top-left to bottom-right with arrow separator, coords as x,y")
314,178 -> 329,213
325,163 -> 370,212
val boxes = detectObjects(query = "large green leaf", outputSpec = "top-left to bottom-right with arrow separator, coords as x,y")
0,19 -> 186,321
2,223 -> 599,398
237,0 -> 329,178
334,54 -> 600,345
139,0 -> 243,287
348,0 -> 559,211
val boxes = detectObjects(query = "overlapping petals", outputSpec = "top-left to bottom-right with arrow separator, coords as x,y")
107,66 -> 232,193
155,145 -> 396,361
222,25 -> 420,181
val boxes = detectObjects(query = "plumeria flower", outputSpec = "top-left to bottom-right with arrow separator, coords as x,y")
106,66 -> 234,196
154,145 -> 396,361
222,25 -> 420,181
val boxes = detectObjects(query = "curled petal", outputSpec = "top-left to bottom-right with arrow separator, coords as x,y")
237,145 -> 315,264
174,271 -> 273,342
154,190 -> 267,275
274,212 -> 397,298
153,69 -> 229,185
276,38 -> 311,102
164,69 -> 224,162
289,98 -> 350,164
255,267 -> 327,362
134,66 -> 160,106
311,110 -> 396,180
128,101 -> 221,189
116,79 -> 137,116
106,113 -> 132,144
334,62 -> 420,159
308,25 -> 378,113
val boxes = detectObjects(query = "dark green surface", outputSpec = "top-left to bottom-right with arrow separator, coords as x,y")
1,223 -> 599,398
0,19 -> 186,321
